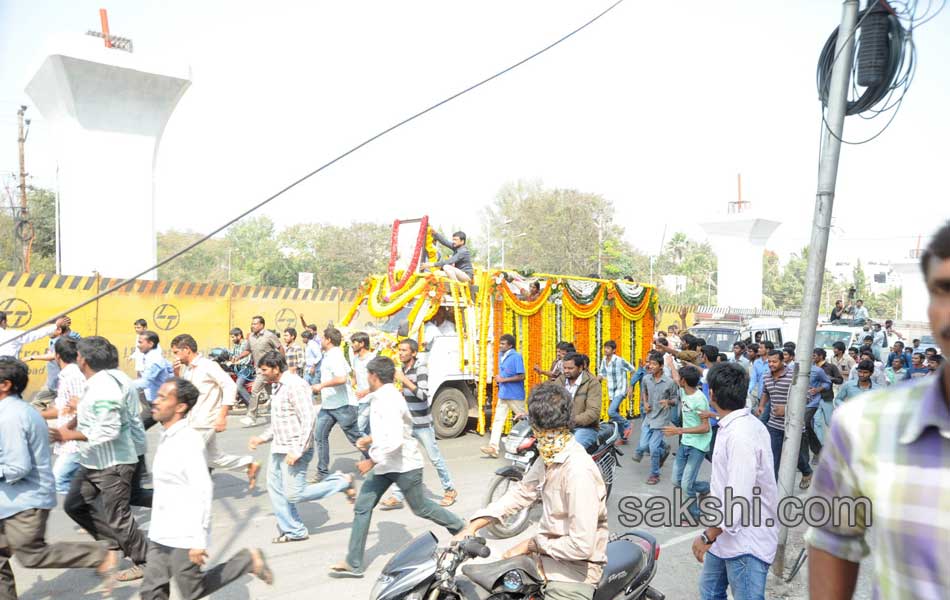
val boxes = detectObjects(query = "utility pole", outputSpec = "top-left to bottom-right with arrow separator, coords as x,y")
772,0 -> 858,578
16,106 -> 30,271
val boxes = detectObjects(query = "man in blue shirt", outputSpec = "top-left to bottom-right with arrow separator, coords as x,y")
0,357 -> 117,597
481,334 -> 525,458
133,330 -> 173,430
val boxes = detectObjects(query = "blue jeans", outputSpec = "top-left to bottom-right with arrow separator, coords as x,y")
357,402 -> 371,437
573,427 -> 599,452
768,425 -> 812,480
699,552 -> 769,600
607,392 -> 629,432
235,375 -> 251,403
53,452 -> 81,495
647,427 -> 668,477
266,449 -> 350,539
391,426 -> 455,501
672,445 -> 710,518
635,420 -> 651,455
758,401 -> 771,426
314,405 -> 363,479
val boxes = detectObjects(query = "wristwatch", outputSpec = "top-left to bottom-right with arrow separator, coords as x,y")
700,531 -> 715,546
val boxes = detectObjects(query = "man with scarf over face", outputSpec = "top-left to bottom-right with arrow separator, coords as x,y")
456,382 -> 609,600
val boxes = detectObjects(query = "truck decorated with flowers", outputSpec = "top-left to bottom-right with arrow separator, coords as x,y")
341,217 -> 659,438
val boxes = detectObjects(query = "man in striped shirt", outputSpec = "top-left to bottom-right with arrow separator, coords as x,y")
378,339 -> 457,510
756,349 -> 813,488
52,336 -> 149,582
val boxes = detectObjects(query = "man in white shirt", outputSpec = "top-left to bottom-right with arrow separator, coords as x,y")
310,328 -> 363,482
129,319 -> 148,376
170,334 -> 260,491
140,377 -> 273,599
349,331 -> 376,436
422,308 -> 456,351
0,312 -> 70,359
693,361 -> 778,599
329,356 -> 465,578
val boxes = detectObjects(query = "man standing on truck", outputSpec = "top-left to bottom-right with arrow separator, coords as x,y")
481,334 -> 526,459
421,230 -> 474,283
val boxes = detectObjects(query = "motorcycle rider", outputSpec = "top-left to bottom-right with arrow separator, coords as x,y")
456,382 -> 609,600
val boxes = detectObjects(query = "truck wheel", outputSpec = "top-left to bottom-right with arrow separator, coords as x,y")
432,387 -> 468,439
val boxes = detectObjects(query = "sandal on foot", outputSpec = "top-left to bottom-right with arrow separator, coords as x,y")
439,489 -> 458,507
115,564 -> 145,582
272,533 -> 309,544
343,474 -> 357,504
250,548 -> 274,585
329,561 -> 364,578
379,496 -> 404,511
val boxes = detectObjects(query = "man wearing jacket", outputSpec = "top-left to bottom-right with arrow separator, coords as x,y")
554,353 -> 601,452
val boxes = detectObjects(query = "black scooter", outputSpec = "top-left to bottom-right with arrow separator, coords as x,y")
370,531 -> 663,600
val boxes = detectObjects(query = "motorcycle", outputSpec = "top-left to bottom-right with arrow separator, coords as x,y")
371,531 -> 663,600
484,418 -> 621,539
208,347 -> 267,412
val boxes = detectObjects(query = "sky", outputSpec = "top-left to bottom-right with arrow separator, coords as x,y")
1,0 -> 949,278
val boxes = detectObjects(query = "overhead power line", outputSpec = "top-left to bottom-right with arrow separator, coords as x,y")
5,0 -> 629,344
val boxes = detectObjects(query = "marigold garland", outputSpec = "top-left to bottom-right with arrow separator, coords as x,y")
561,284 -> 607,319
574,317 -> 590,356
499,279 -> 552,316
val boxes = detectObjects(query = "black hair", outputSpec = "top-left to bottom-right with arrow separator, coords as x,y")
527,382 -> 573,430
913,338 -> 920,344
0,312 -> 6,325
894,340 -> 904,348
170,334 -> 198,353
914,352 -> 926,361
252,315 -> 265,326
500,333 -> 516,347
706,362 -> 749,411
399,338 -> 419,353
54,337 -> 79,363
134,318 -> 147,328
452,231 -> 467,243
857,359 -> 875,373
258,350 -> 286,371
77,336 -> 117,372
556,341 -> 575,352
702,345 -> 719,363
748,342 -> 759,354
783,341 -> 796,351
656,337 -> 670,348
813,347 -> 827,359
930,355 -> 945,365
323,327 -> 342,346
717,353 -> 728,363
784,348 -> 796,359
603,340 -> 617,351
647,351 -> 665,365
849,346 -> 860,355
284,327 -> 298,340
167,377 -> 199,414
763,341 -> 775,351
301,330 -> 313,341
833,341 -> 846,353
681,334 -> 699,350
366,355 -> 395,384
920,221 -> 950,277
140,330 -> 160,347
562,352 -> 583,368
859,348 -> 874,359
230,327 -> 243,336
863,335 -> 874,343
924,347 -> 937,356
0,357 -> 29,395
733,341 -> 746,351
351,331 -> 370,347
695,338 -> 707,347
767,349 -> 784,360
679,364 -> 702,387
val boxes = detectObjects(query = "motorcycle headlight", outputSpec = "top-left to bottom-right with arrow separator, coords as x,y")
502,570 -> 524,592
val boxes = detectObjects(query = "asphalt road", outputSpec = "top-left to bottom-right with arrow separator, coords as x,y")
12,415 -> 871,599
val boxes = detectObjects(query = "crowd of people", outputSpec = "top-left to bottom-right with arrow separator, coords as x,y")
1,222 -> 948,600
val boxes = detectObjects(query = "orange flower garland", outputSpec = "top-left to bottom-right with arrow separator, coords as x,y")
527,311 -> 543,390
574,316 -> 590,356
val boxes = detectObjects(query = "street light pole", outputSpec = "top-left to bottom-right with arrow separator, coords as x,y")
772,0 -> 858,578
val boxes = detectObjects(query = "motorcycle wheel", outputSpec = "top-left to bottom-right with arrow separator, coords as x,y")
483,475 -> 533,539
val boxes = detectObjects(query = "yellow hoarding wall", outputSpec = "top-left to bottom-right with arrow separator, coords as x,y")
0,272 -> 358,396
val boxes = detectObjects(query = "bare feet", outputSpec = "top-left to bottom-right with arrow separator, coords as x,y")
250,548 -> 274,585
96,550 -> 118,595
247,462 -> 261,491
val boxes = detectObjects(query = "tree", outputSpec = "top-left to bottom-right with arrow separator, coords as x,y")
278,222 -> 391,289
156,230 -> 230,282
652,233 -> 717,305
480,181 -> 646,277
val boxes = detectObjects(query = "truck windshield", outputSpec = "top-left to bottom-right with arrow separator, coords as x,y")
379,306 -> 413,334
689,328 -> 739,350
815,330 -> 852,349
